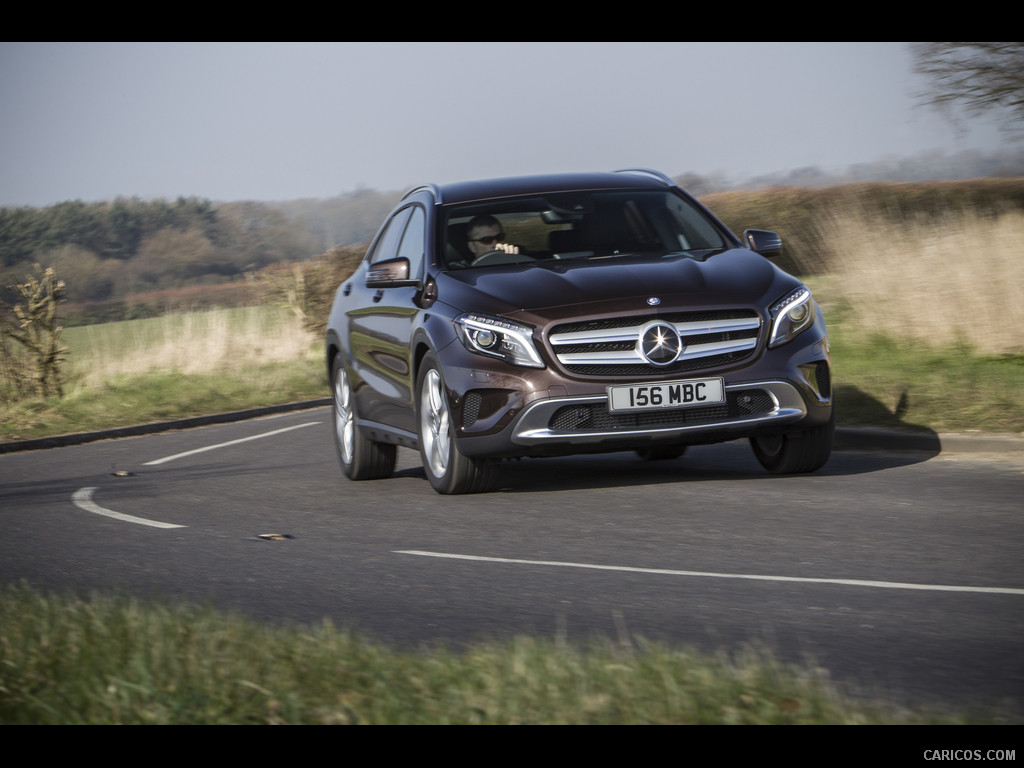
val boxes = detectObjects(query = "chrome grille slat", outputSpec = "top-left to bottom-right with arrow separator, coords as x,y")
549,310 -> 762,374
551,316 -> 760,346
556,338 -> 757,366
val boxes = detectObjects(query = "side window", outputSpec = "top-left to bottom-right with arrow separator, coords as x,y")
368,207 -> 413,265
395,206 -> 425,278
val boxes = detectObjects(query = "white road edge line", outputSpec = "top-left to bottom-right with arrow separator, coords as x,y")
143,422 -> 321,465
72,487 -> 185,529
394,550 -> 1024,596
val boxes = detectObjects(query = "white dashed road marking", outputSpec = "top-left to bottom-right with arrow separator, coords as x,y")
71,421 -> 321,527
143,422 -> 320,465
395,550 -> 1024,596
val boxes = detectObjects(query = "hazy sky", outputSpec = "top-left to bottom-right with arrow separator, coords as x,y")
0,42 -> 1011,207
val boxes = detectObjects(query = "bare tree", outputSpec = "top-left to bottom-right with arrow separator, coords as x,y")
1,265 -> 68,398
911,42 -> 1024,138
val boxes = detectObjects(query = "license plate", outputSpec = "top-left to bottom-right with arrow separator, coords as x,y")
607,377 -> 725,412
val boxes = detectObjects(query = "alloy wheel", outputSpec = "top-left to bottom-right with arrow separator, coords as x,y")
420,368 -> 451,478
334,366 -> 355,465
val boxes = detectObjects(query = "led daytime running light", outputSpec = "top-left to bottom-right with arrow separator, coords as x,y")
768,287 -> 814,348
456,313 -> 545,368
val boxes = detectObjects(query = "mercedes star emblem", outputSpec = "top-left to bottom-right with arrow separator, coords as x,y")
639,322 -> 682,365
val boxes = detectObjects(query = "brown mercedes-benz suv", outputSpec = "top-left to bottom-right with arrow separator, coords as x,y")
325,169 -> 833,493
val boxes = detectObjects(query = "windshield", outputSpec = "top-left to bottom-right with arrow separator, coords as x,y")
442,189 -> 729,270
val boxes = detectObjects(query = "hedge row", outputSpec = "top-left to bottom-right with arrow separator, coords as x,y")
701,178 -> 1024,275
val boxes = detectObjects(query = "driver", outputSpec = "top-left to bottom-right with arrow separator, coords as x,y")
466,215 -> 519,264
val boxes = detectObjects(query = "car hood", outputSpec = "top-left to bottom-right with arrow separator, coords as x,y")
436,249 -> 798,320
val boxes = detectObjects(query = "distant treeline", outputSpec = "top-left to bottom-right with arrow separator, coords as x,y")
1,196 -> 219,266
0,196 -> 322,304
0,189 -> 406,319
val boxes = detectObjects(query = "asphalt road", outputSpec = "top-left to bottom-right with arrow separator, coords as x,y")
2,405 -> 1022,715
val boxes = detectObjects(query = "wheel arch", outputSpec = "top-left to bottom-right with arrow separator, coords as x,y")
410,321 -> 447,398
325,329 -> 343,382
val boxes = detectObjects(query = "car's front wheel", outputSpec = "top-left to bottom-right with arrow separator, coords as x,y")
750,411 -> 834,474
332,356 -> 396,481
417,352 -> 494,494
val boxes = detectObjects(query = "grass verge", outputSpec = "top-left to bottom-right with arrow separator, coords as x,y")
0,584 -> 1007,725
0,306 -> 327,442
2,311 -> 1022,443
825,323 -> 1024,435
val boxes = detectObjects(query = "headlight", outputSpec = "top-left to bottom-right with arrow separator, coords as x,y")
455,313 -> 545,368
768,286 -> 815,348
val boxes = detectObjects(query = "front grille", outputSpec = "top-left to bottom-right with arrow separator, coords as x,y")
549,389 -> 775,432
549,309 -> 761,376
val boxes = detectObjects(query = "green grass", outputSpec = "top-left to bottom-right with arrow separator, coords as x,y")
0,584 -> 1005,725
828,326 -> 1024,434
0,366 -> 326,441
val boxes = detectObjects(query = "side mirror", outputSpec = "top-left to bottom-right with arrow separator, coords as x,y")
366,257 -> 419,288
743,229 -> 782,257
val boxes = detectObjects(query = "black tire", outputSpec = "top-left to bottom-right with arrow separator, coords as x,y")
750,411 -> 834,474
417,352 -> 494,494
331,356 -> 396,481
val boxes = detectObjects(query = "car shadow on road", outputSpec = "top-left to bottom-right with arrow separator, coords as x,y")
515,384 -> 946,492
487,443 -> 937,493
394,442 -> 939,494
394,385 -> 945,493
833,384 -> 941,436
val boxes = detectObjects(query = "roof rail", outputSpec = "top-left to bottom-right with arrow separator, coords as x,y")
402,183 -> 441,203
613,168 -> 674,186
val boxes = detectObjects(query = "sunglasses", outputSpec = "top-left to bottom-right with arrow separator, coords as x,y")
471,232 -> 505,245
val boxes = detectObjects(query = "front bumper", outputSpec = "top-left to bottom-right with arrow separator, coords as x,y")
454,377 -> 827,458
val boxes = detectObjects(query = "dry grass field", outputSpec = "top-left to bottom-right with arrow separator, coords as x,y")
818,207 -> 1024,356
65,305 -> 318,384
